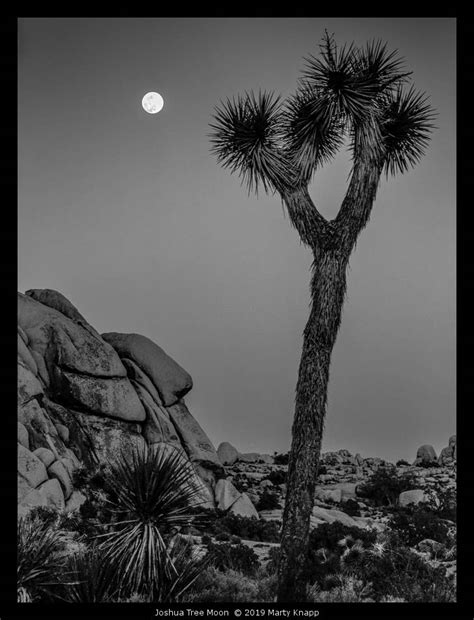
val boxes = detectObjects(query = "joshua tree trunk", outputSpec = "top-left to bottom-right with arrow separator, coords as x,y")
277,250 -> 348,601
277,161 -> 382,602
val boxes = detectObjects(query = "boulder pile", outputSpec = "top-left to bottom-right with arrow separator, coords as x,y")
17,289 -> 240,516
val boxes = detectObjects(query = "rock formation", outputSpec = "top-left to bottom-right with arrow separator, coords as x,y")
216,442 -> 274,466
414,444 -> 438,467
17,289 -> 230,515
438,435 -> 456,466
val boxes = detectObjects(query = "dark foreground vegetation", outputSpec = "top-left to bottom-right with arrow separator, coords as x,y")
18,451 -> 456,603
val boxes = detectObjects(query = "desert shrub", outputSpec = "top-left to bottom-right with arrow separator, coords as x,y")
388,504 -> 450,547
200,510 -> 281,542
206,542 -> 260,576
28,505 -> 59,528
273,452 -> 289,465
433,486 -> 456,522
304,522 -> 377,588
17,512 -> 69,602
183,566 -> 276,603
231,476 -> 248,493
308,575 -> 374,603
230,535 -> 242,545
201,534 -> 212,545
256,490 -> 281,511
339,499 -> 361,517
215,532 -> 231,542
264,470 -> 287,485
345,542 -> 455,602
183,567 -> 258,602
357,465 -> 417,506
266,546 -> 281,573
396,459 -> 410,467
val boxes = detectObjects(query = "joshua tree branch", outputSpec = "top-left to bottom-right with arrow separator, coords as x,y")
332,158 -> 384,255
281,186 -> 335,250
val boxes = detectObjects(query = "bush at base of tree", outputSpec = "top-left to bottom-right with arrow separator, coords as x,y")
304,522 -> 377,588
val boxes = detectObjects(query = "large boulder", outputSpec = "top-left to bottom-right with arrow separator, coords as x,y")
122,358 -> 163,407
51,366 -> 145,423
18,332 -> 38,377
238,453 -> 261,464
17,288 -> 222,516
18,294 -> 145,422
102,332 -> 192,407
18,444 -> 48,488
336,482 -> 358,500
214,478 -> 242,511
55,407 -> 146,467
36,479 -> 65,511
229,493 -> 259,519
133,382 -> 182,448
18,359 -> 43,406
414,445 -> 437,466
439,435 -> 456,466
217,442 -> 239,466
25,289 -> 99,336
399,489 -> 425,507
166,400 -> 222,472
18,423 -> 29,450
311,506 -> 364,529
314,488 -> 342,503
18,293 -> 127,379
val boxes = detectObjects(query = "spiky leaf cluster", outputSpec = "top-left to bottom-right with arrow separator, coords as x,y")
210,91 -> 294,194
210,32 -> 434,193
99,444 -> 207,600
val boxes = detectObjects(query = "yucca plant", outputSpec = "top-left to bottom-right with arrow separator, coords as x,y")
210,31 -> 435,601
99,444 -> 208,601
57,545 -> 119,602
159,534 -> 210,602
17,512 -> 69,602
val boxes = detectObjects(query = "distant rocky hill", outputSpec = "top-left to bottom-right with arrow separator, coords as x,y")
213,439 -> 456,531
17,288 -> 226,516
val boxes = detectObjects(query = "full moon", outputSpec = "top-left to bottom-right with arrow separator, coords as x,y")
142,92 -> 164,114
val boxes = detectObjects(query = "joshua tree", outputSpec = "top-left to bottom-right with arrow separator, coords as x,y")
209,32 -> 434,601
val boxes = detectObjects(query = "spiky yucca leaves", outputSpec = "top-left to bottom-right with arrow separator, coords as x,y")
17,513 -> 69,602
379,86 -> 436,176
210,91 -> 295,194
58,545 -> 118,603
282,84 -> 344,184
302,33 -> 374,125
99,444 -> 207,601
211,32 -> 433,195
159,535 -> 210,602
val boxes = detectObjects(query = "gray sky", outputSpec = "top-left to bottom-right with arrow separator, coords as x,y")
18,18 -> 455,462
